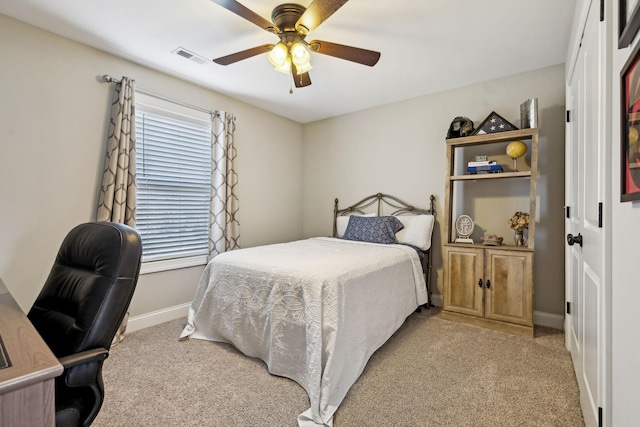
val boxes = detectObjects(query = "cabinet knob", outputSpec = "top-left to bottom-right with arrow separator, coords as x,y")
478,279 -> 483,288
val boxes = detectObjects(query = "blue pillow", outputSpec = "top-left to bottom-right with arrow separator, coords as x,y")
342,216 -> 405,244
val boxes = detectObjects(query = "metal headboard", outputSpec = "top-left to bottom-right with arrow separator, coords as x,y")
333,193 -> 436,235
332,193 -> 437,308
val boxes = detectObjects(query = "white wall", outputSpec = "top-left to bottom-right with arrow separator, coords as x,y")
0,14 -> 304,316
302,64 -> 567,316
611,1 -> 640,423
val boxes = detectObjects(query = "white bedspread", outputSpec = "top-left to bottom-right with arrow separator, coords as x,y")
180,237 -> 427,426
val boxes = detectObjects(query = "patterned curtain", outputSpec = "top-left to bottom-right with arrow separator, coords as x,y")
96,76 -> 136,345
97,77 -> 136,226
209,111 -> 240,258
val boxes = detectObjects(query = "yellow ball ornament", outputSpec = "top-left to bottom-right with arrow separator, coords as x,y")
506,140 -> 527,159
506,140 -> 527,171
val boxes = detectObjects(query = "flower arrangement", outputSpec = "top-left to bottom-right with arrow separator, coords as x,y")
507,211 -> 530,231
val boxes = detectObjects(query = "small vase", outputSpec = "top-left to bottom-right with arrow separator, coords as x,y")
514,229 -> 526,247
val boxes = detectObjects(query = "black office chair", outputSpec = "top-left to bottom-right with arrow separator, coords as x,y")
28,222 -> 142,427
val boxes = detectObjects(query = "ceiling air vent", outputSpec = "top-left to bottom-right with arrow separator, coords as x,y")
172,47 -> 210,65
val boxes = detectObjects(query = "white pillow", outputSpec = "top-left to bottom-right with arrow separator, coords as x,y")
336,213 -> 376,237
395,215 -> 435,250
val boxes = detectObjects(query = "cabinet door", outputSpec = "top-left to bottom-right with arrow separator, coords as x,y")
484,249 -> 533,326
443,246 -> 484,317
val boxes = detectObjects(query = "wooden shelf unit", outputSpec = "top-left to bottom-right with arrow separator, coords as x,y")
450,171 -> 532,181
442,128 -> 538,337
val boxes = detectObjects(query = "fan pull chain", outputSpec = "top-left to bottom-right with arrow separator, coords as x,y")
290,81 -> 293,94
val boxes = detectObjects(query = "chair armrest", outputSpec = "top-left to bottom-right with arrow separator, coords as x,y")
59,348 -> 109,369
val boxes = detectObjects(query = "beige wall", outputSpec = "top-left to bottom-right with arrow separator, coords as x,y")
0,13 -> 567,321
0,15 -> 304,314
302,64 -> 566,316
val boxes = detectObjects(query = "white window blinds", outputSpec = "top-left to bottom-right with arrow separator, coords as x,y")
135,93 -> 212,264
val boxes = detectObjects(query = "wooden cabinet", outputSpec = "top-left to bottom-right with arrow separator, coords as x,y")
442,246 -> 533,336
442,128 -> 537,337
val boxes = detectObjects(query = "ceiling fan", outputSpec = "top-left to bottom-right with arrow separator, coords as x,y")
210,0 -> 381,88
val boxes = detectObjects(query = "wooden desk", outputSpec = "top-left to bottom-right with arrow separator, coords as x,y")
0,278 -> 62,427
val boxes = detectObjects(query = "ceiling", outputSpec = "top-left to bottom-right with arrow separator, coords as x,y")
0,0 -> 577,123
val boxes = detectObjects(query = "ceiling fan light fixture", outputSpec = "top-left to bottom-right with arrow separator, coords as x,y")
294,62 -> 312,75
273,55 -> 292,74
291,42 -> 310,64
209,0 -> 380,87
290,42 -> 312,74
268,43 -> 289,67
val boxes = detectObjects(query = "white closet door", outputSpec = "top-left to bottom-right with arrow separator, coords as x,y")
565,1 -> 609,426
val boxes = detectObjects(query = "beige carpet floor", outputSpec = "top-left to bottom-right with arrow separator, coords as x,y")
93,308 -> 584,427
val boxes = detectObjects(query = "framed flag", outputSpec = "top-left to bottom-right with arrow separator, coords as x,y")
473,111 -> 518,135
621,39 -> 640,201
620,0 -> 640,48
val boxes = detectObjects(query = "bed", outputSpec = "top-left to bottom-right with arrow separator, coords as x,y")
180,193 -> 436,426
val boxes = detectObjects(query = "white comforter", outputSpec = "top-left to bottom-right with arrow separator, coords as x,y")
180,237 -> 428,426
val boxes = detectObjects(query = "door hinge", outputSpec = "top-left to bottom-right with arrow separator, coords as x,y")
566,301 -> 571,315
565,205 -> 570,219
566,110 -> 571,123
598,406 -> 603,426
598,202 -> 603,228
600,0 -> 605,21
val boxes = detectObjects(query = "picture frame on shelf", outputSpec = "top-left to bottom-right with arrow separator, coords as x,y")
520,98 -> 538,129
473,111 -> 517,135
620,39 -> 640,201
619,0 -> 640,49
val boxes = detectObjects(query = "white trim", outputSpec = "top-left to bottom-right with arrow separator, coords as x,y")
566,0 -> 591,83
125,299 -> 565,334
534,311 -> 565,330
430,293 -> 443,307
136,88 -> 214,117
126,302 -> 191,333
140,255 -> 207,275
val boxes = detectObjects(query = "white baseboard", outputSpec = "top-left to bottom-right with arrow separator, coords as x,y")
430,293 -> 564,330
126,302 -> 191,333
430,293 -> 443,307
127,298 -> 565,334
533,311 -> 564,330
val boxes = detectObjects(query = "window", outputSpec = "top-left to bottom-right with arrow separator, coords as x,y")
135,93 -> 212,273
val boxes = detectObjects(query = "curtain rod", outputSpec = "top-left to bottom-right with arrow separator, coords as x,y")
101,74 -> 215,116
102,74 -> 122,84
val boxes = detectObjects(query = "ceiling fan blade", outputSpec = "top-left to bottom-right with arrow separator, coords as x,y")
309,40 -> 380,66
211,0 -> 277,32
296,0 -> 349,34
292,65 -> 312,87
213,44 -> 274,65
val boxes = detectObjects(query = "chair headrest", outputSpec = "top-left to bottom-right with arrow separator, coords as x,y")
57,222 -> 141,278
28,222 -> 142,356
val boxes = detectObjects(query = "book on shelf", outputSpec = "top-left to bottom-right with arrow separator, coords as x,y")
467,164 -> 503,174
467,160 -> 497,167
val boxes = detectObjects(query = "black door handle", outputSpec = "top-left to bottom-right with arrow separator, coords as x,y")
566,233 -> 583,247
